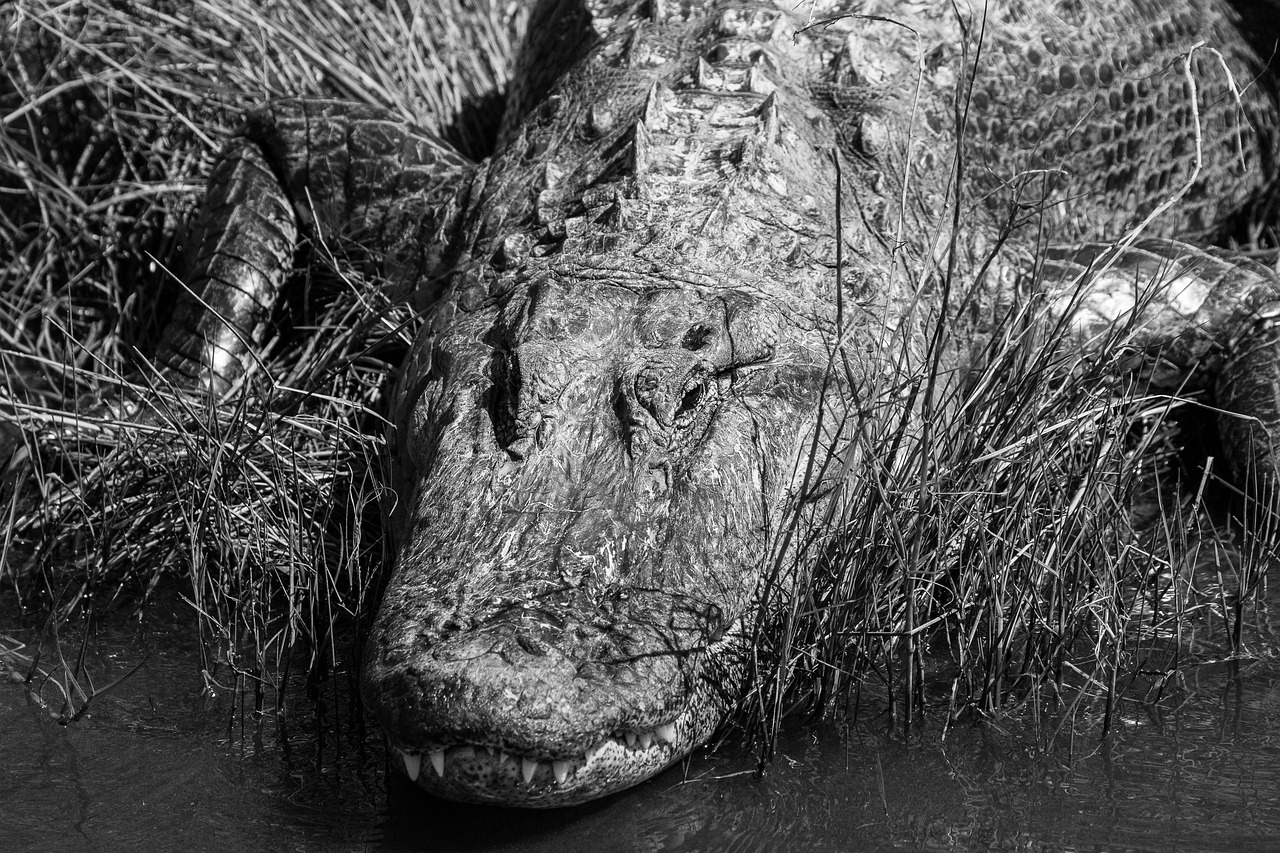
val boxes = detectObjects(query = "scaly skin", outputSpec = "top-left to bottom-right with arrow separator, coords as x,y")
157,0 -> 1280,806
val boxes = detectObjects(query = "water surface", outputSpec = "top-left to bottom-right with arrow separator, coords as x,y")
4,595 -> 1280,852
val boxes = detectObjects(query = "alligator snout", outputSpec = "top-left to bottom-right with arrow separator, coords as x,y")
375,598 -> 698,745
363,584 -> 733,805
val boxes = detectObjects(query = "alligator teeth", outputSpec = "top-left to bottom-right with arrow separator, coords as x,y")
402,750 -> 421,782
695,57 -> 720,89
398,728 -> 679,789
585,103 -> 616,138
745,64 -> 775,95
429,749 -> 445,778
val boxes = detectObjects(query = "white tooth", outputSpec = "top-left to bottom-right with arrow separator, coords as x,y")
500,751 -> 509,765
639,732 -> 653,749
656,723 -> 676,744
429,749 -> 445,777
522,757 -> 538,784
624,732 -> 637,748
483,745 -> 494,756
552,760 -> 569,784
401,751 -> 421,782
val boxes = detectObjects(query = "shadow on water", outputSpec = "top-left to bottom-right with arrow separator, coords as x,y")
5,579 -> 1280,853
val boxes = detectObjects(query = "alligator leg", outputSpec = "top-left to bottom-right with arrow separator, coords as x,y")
155,137 -> 297,395
1043,239 -> 1280,486
154,99 -> 474,395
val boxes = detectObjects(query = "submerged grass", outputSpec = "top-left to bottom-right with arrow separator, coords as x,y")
1,0 -> 1276,760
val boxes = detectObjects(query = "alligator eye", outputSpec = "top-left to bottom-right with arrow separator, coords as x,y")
674,376 -> 711,426
488,347 -> 522,451
678,383 -> 703,414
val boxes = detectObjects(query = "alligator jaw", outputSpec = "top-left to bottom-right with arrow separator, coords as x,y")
363,550 -> 742,807
362,555 -> 743,806
385,697 -> 719,807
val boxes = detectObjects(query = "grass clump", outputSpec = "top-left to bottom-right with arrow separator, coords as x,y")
742,236 -> 1280,760
0,0 -> 517,700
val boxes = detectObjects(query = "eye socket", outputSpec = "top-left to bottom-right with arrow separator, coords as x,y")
488,347 -> 522,451
677,382 -> 703,416
674,374 -> 715,427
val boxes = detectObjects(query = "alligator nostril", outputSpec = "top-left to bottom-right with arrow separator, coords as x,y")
681,324 -> 713,350
704,43 -> 730,63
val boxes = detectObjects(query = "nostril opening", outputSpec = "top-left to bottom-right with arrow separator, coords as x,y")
681,325 -> 713,350
704,44 -> 730,63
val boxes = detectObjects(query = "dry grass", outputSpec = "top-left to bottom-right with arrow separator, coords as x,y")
740,219 -> 1280,761
0,0 -> 517,700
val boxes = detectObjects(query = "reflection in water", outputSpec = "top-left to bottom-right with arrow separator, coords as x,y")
3,589 -> 1280,853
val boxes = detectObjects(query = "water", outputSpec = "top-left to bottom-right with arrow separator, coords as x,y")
5,597 -> 1280,852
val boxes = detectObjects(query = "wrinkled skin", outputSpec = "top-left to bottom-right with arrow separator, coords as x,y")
160,0 -> 1280,806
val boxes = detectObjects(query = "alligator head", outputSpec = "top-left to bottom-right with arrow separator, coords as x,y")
363,273 -> 833,805
360,0 -> 924,806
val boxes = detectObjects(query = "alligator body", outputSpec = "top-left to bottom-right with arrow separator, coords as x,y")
158,0 -> 1280,806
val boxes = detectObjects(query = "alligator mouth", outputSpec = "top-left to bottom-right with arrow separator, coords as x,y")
390,719 -> 690,806
363,588 -> 738,806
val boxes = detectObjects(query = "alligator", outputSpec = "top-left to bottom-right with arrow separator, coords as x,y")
148,0 -> 1280,807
